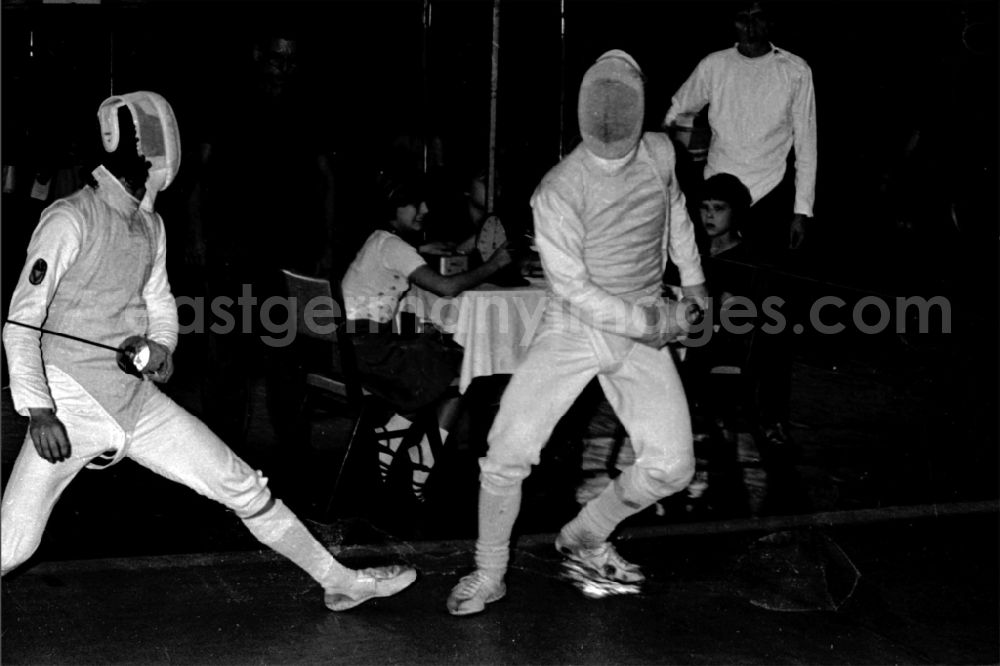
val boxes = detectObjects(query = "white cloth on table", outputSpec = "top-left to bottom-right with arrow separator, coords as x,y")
400,281 -> 548,393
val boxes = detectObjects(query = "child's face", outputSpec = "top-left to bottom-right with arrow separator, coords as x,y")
699,198 -> 734,238
393,200 -> 429,234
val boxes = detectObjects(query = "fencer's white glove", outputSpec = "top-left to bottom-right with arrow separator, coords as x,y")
143,339 -> 174,383
118,336 -> 174,383
681,283 -> 709,312
640,297 -> 704,349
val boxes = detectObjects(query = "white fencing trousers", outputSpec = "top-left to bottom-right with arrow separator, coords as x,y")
1,367 -> 272,573
480,313 -> 695,504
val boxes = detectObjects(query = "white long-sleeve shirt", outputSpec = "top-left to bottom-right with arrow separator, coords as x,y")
2,165 -> 177,432
532,133 -> 704,340
664,44 -> 817,217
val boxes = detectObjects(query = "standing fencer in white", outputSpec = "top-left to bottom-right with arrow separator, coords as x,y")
447,51 -> 709,616
1,91 -> 416,611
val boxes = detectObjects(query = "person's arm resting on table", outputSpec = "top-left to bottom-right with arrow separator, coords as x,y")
409,247 -> 512,298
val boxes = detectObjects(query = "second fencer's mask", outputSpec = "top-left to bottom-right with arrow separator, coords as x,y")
97,91 -> 180,212
577,50 -> 645,160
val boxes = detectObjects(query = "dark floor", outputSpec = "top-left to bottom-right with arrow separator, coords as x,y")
1,512 -> 996,665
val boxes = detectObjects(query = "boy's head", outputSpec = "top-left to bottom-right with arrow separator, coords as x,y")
698,173 -> 751,239
379,170 -> 429,235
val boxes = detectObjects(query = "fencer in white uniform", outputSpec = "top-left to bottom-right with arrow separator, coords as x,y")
1,91 -> 416,611
447,51 -> 709,616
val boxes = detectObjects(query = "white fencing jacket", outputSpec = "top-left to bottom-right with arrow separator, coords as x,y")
3,166 -> 178,433
532,132 -> 704,341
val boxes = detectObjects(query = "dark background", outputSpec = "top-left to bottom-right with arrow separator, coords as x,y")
3,0 -> 997,251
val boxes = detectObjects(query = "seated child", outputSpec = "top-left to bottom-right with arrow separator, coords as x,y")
340,171 -> 513,501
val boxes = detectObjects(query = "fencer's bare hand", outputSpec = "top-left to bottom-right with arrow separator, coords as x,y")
144,340 -> 174,384
28,408 -> 71,463
789,214 -> 808,250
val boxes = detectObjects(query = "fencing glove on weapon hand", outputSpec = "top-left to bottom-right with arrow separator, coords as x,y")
118,336 -> 174,383
641,297 -> 705,348
98,91 -> 181,212
578,50 -> 645,160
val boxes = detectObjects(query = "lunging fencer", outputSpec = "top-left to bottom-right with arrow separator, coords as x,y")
1,91 -> 416,611
447,51 -> 709,615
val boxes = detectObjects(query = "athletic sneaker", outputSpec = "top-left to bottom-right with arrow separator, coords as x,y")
324,565 -> 417,611
554,533 -> 645,584
446,569 -> 506,616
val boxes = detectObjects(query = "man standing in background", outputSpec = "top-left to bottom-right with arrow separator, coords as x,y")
187,27 -> 339,456
663,1 -> 817,257
663,2 -> 817,449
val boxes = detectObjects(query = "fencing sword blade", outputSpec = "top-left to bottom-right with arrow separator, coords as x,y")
4,319 -> 122,353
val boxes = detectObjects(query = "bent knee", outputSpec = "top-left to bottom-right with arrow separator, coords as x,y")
220,469 -> 274,519
479,456 -> 530,495
481,429 -> 541,493
230,487 -> 273,519
636,456 -> 695,498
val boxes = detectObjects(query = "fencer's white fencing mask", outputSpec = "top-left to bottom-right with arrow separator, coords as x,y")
577,50 -> 645,160
97,91 -> 180,212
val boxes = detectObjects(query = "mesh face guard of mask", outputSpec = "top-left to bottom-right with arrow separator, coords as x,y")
577,50 -> 645,160
97,91 -> 181,211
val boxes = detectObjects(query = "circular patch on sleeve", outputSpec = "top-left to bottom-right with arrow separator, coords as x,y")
28,259 -> 47,285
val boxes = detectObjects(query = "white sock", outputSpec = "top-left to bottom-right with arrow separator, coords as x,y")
474,481 -> 523,576
241,499 -> 354,590
561,466 -> 655,547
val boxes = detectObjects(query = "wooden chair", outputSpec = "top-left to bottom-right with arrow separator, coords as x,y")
280,269 -> 445,518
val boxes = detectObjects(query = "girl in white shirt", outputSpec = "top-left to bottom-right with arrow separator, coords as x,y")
341,173 -> 512,502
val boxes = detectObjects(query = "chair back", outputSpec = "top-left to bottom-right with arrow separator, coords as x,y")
281,268 -> 363,402
280,269 -> 338,343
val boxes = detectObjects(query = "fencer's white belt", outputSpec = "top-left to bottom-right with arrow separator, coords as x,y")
86,449 -> 120,470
